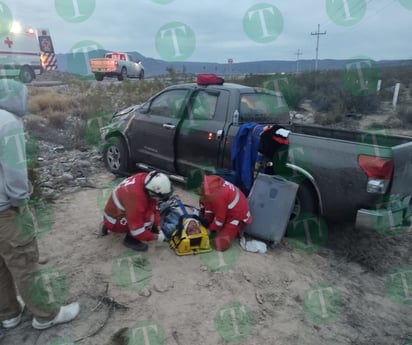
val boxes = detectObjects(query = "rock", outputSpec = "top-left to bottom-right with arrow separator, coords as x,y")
29,138 -> 106,200
77,160 -> 92,168
54,145 -> 65,153
61,173 -> 74,182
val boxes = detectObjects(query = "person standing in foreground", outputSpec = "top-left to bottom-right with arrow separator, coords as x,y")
101,170 -> 172,251
0,80 -> 79,330
198,175 -> 252,251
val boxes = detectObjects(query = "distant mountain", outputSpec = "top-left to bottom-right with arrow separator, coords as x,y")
56,50 -> 410,78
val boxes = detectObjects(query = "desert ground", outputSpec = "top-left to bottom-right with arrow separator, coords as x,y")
2,171 -> 412,345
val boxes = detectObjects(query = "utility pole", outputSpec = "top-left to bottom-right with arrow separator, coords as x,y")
295,49 -> 302,74
311,24 -> 326,72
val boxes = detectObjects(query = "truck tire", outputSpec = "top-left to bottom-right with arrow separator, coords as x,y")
291,181 -> 318,220
20,66 -> 34,83
118,67 -> 127,81
139,70 -> 144,80
103,137 -> 129,175
95,73 -> 104,81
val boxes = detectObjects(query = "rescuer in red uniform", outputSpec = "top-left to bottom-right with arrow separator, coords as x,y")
199,175 -> 252,251
101,171 -> 173,251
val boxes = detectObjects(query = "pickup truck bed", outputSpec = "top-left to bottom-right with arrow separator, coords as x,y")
287,124 -> 412,225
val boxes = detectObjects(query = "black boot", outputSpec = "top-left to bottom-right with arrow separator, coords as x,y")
123,233 -> 148,252
100,222 -> 108,236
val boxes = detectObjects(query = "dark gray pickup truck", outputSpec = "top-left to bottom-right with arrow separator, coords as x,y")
100,79 -> 412,232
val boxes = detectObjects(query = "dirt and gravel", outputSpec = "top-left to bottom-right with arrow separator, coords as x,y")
2,170 -> 411,345
1,78 -> 412,345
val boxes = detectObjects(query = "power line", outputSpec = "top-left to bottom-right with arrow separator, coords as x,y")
311,24 -> 327,71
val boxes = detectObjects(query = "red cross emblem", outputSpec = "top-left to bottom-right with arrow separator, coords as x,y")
4,37 -> 13,48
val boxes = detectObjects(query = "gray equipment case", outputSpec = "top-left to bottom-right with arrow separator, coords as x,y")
242,173 -> 298,244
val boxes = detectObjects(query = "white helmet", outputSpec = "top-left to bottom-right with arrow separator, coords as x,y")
144,171 -> 172,200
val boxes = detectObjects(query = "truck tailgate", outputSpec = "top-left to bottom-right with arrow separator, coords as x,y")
390,141 -> 412,198
90,59 -> 116,71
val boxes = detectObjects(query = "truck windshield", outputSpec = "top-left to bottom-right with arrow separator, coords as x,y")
239,91 -> 289,123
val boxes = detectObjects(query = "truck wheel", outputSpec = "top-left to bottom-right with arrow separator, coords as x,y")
103,137 -> 129,175
20,66 -> 34,83
291,181 -> 318,220
139,70 -> 144,80
118,67 -> 127,81
95,73 -> 104,81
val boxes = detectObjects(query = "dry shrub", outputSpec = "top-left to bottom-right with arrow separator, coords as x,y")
29,89 -> 71,112
47,112 -> 67,129
384,115 -> 403,128
313,112 -> 343,126
28,88 -> 73,128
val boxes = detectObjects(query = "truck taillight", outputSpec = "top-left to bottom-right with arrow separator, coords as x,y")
358,155 -> 393,194
358,155 -> 393,179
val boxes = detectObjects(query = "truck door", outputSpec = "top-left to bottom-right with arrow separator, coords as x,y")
175,89 -> 230,176
127,54 -> 138,77
128,88 -> 189,172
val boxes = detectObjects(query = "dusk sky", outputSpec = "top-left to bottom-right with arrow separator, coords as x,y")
3,0 -> 412,63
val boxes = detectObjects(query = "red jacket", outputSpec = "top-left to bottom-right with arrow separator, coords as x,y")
104,173 -> 160,240
200,175 -> 252,232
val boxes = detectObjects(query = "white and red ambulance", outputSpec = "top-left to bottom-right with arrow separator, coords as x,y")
0,22 -> 57,83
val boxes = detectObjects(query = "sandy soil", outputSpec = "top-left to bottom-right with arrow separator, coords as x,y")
1,168 -> 412,345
